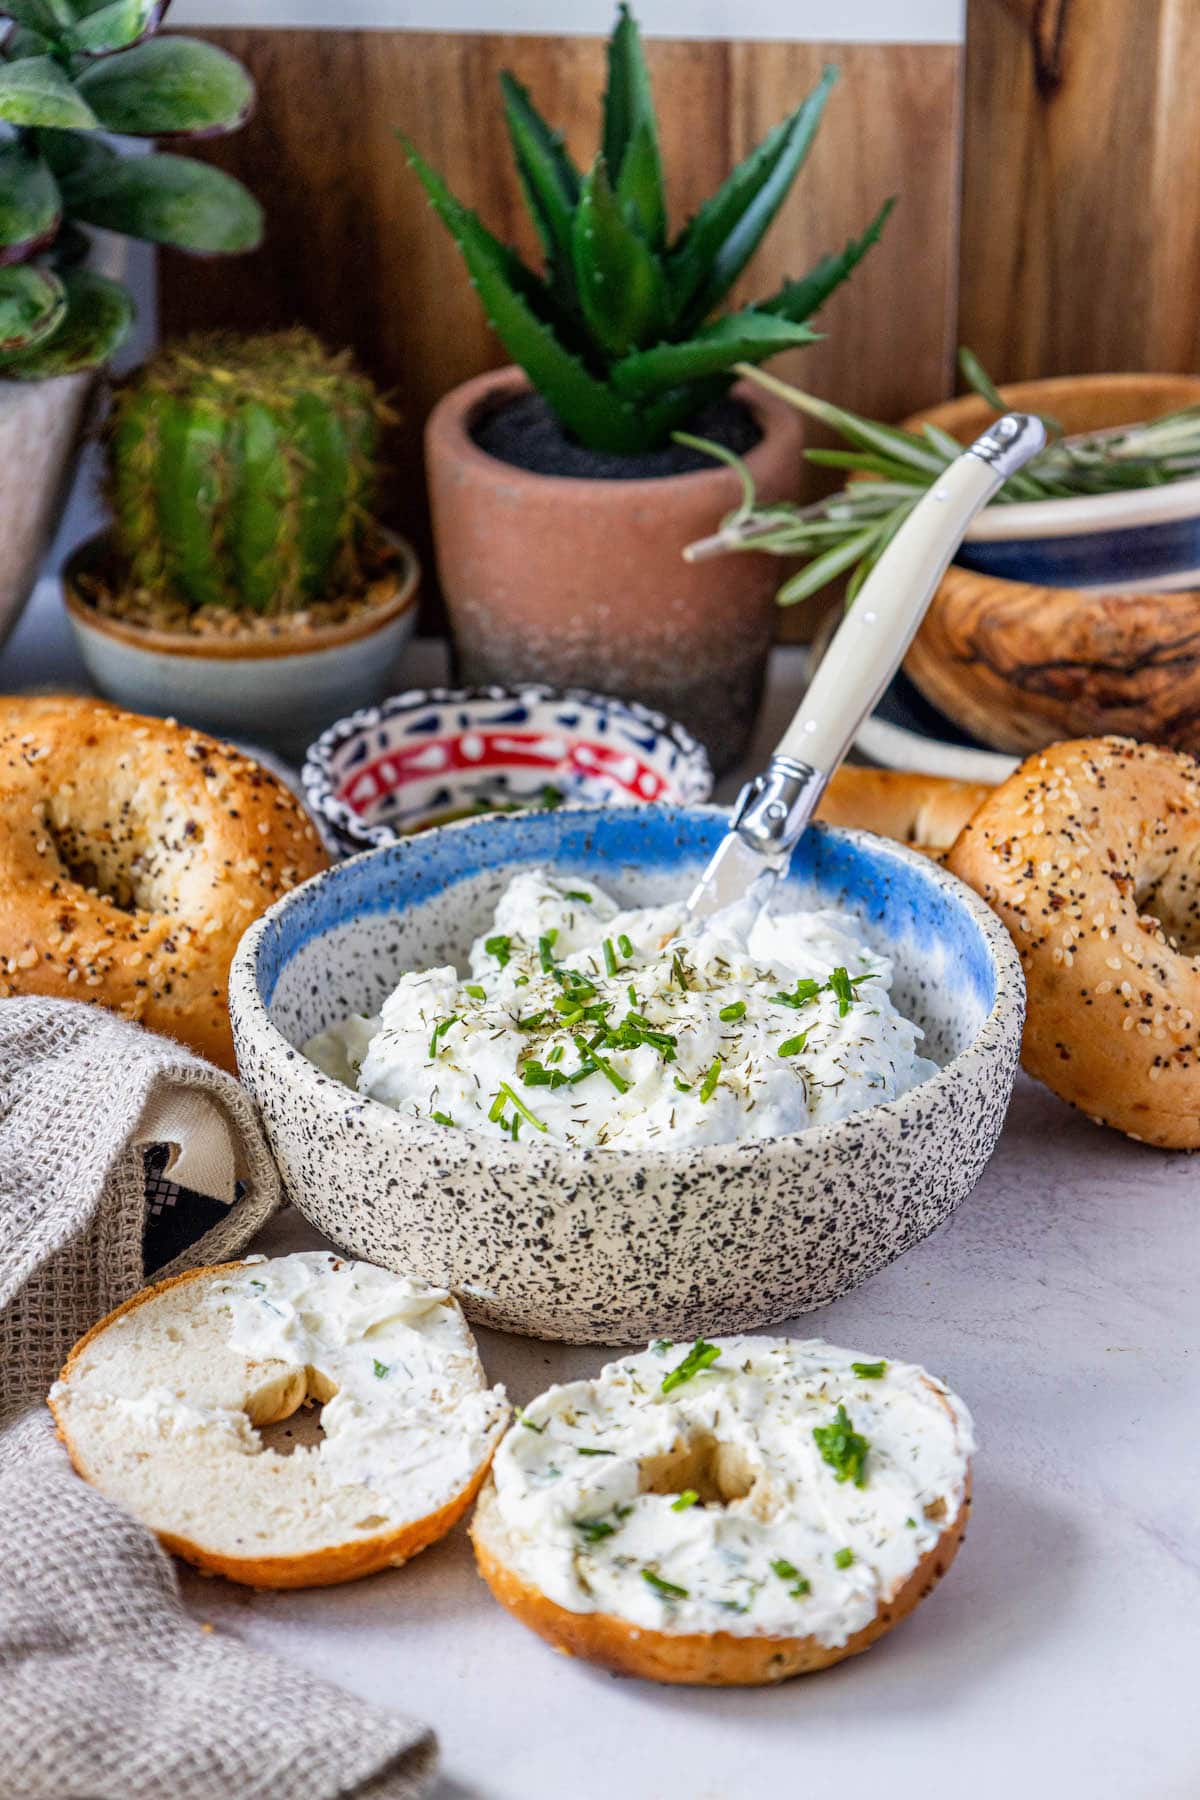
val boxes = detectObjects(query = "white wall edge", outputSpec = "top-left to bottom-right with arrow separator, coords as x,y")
169,1 -> 965,45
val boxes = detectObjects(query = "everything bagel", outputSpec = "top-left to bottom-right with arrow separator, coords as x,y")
0,695 -> 327,1068
948,736 -> 1200,1148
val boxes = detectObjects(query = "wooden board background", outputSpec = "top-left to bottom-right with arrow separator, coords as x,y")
158,28 -> 962,630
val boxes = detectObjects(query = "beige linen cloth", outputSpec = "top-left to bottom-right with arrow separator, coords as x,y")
0,997 -> 438,1800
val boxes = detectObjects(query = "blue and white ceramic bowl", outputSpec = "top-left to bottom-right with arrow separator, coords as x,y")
302,684 -> 713,856
229,807 -> 1024,1344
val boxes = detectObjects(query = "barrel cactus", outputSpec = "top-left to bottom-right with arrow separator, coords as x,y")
105,330 -> 386,614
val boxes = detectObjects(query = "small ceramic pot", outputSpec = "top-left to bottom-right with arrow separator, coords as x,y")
902,375 -> 1200,756
230,805 -> 1024,1345
301,682 -> 713,855
425,369 -> 804,778
62,528 -> 420,760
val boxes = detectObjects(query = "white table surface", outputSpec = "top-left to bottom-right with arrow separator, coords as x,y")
5,544 -> 1200,1800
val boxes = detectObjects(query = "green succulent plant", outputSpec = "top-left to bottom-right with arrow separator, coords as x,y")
401,5 -> 891,457
106,329 -> 386,614
0,2 -> 261,380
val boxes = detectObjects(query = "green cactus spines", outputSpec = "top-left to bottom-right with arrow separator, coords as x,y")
105,330 -> 386,615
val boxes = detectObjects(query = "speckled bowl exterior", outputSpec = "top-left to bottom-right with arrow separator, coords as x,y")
229,807 -> 1025,1344
300,683 -> 713,856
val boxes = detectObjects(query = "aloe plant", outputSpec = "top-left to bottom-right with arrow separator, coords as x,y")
0,2 -> 261,380
105,329 -> 386,613
402,5 -> 891,456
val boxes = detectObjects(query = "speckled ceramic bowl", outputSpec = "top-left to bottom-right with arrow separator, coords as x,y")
301,683 -> 713,855
229,807 -> 1024,1344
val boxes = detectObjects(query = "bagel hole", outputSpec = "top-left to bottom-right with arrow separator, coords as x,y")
44,814 -> 199,915
257,1401 -> 327,1459
1134,869 -> 1200,956
638,1432 -> 756,1509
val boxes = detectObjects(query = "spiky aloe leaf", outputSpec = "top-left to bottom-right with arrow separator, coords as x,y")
666,65 -> 838,333
602,3 -> 659,188
0,55 -> 99,128
572,155 -> 668,357
611,307 -> 819,399
615,116 -> 665,251
0,261 -> 65,357
0,266 -> 132,376
403,136 -> 645,452
61,151 -> 262,252
0,140 -> 59,265
761,195 -> 895,323
75,37 -> 254,135
500,70 -> 579,306
64,0 -> 167,56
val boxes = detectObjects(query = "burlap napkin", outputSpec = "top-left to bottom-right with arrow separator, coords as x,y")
0,997 -> 438,1800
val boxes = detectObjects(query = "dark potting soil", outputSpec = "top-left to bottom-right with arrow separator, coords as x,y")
471,389 -> 763,481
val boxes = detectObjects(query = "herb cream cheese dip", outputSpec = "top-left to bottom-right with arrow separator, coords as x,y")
304,868 -> 936,1149
471,1335 -> 975,1678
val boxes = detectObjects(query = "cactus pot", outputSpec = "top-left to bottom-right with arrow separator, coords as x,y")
425,368 -> 804,777
62,527 -> 419,759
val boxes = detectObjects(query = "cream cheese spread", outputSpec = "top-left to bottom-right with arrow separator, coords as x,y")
486,1336 -> 974,1646
304,867 -> 936,1150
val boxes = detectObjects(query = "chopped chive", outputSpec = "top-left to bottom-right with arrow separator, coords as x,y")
498,1079 -> 548,1133
773,977 -> 821,1010
813,1404 -> 870,1487
514,974 -> 529,987
547,1043 -> 564,1065
828,965 -> 855,1016
673,1076 -> 692,1093
851,1360 -> 887,1379
671,952 -> 689,991
671,1489 -> 699,1511
661,1338 -> 721,1393
465,983 -> 486,1000
372,1359 -> 389,1378
627,983 -> 638,1007
538,930 -> 558,973
834,1547 -> 855,1569
485,934 -> 511,968
428,1015 -> 458,1060
577,1447 -> 615,1457
575,1517 -> 616,1542
603,937 -> 619,976
699,1056 -> 722,1102
618,933 -> 634,959
488,1092 -> 506,1123
905,1516 -> 918,1529
516,1010 -> 548,1030
719,1000 -> 747,1022
573,1034 -> 629,1094
430,1110 -> 455,1127
778,1032 -> 809,1058
642,1569 -> 689,1600
565,889 -> 592,902
513,1406 -> 545,1433
510,1114 -> 520,1140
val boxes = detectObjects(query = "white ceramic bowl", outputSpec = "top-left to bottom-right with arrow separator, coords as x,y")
229,806 -> 1024,1344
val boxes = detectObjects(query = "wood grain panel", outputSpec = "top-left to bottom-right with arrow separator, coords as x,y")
959,0 -> 1200,381
158,28 -> 962,630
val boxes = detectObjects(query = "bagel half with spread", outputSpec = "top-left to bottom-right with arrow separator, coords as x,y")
471,1335 -> 973,1685
50,1252 -> 509,1588
0,695 -> 327,1069
949,735 -> 1200,1148
815,765 -> 995,858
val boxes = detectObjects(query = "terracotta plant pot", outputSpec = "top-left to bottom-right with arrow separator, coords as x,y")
425,368 -> 804,775
901,374 -> 1200,755
62,529 -> 420,760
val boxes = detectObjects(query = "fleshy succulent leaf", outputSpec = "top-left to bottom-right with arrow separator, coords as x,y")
0,140 -> 60,264
61,151 -> 262,252
0,0 -> 74,39
74,36 -> 254,135
36,126 -> 117,182
761,195 -> 895,323
0,261 -> 66,356
666,64 -> 839,332
64,0 -> 168,57
611,308 -> 819,399
615,115 -> 665,251
499,70 -> 580,307
602,2 -> 658,189
404,135 -> 647,452
572,154 -> 669,356
0,265 -> 132,376
0,55 -> 99,129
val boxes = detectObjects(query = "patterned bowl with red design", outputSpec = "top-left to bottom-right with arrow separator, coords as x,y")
301,684 -> 714,855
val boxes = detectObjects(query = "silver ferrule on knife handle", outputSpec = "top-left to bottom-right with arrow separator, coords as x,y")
731,755 -> 825,858
965,411 -> 1047,479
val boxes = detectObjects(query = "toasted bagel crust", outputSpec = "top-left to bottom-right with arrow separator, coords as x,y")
948,735 -> 1200,1147
0,695 -> 327,1069
471,1476 -> 970,1685
815,766 -> 994,857
51,1261 -> 499,1589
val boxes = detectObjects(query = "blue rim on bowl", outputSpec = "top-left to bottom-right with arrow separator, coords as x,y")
301,683 -> 714,855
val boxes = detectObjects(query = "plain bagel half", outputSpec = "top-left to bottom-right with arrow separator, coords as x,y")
815,765 -> 995,858
50,1253 -> 509,1588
